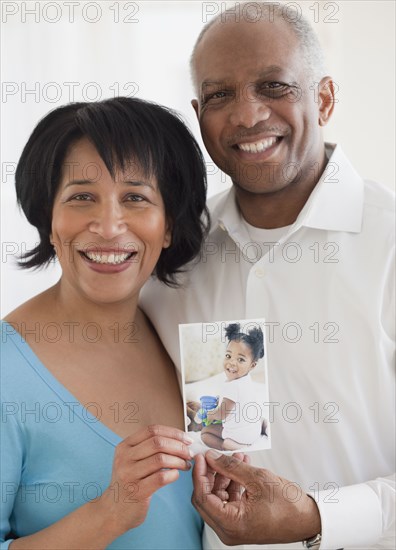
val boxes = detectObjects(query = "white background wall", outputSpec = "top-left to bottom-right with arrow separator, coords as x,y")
1,0 -> 395,316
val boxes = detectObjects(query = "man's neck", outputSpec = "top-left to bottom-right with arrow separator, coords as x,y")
235,153 -> 328,229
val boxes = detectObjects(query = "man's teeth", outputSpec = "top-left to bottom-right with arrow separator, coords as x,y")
83,251 -> 133,265
238,137 -> 277,153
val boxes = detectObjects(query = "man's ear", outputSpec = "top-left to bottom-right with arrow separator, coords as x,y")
318,76 -> 335,127
250,361 -> 257,371
191,99 -> 199,120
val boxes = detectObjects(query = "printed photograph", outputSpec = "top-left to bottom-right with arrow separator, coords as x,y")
180,318 -> 271,455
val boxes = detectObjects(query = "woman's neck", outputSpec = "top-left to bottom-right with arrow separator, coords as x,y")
39,280 -> 142,346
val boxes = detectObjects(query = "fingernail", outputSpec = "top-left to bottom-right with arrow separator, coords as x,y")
183,435 -> 194,444
206,449 -> 222,459
189,448 -> 194,458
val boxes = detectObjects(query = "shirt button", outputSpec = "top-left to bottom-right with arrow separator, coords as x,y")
255,267 -> 265,278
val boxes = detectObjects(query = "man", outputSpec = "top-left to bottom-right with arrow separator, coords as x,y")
141,2 -> 395,548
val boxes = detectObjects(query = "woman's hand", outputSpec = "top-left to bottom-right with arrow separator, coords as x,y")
100,425 -> 193,537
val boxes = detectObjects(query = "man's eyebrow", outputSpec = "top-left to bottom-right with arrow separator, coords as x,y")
201,67 -> 286,88
256,66 -> 285,77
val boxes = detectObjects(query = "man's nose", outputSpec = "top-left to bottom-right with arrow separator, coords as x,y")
229,86 -> 271,128
88,200 -> 127,239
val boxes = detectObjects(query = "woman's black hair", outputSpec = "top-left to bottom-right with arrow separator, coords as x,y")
224,323 -> 265,361
15,96 -> 209,286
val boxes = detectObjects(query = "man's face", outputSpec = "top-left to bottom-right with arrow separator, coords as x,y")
192,18 -> 330,195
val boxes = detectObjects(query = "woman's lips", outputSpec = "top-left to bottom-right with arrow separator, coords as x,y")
78,249 -> 138,274
81,250 -> 136,265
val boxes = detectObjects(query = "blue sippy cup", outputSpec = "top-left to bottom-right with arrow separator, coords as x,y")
195,395 -> 220,426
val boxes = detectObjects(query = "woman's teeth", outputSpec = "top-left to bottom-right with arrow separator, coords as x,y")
83,251 -> 134,265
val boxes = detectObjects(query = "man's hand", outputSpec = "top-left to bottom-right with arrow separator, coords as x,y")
192,450 -> 321,546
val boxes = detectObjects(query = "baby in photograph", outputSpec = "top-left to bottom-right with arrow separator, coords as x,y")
194,323 -> 265,451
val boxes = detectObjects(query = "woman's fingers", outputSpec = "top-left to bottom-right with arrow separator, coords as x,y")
123,434 -> 193,463
119,425 -> 193,462
134,468 -> 181,500
120,452 -> 192,483
123,425 -> 192,448
112,425 -> 193,491
104,426 -> 192,534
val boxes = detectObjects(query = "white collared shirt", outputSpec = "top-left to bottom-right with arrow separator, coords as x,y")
141,144 -> 395,549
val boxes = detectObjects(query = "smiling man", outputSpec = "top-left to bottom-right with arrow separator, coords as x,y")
191,10 -> 333,229
141,3 -> 395,549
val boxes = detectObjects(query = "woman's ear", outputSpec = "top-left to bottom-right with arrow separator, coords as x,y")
163,221 -> 172,249
318,76 -> 336,127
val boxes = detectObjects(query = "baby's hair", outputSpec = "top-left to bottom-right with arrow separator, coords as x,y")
224,323 -> 264,361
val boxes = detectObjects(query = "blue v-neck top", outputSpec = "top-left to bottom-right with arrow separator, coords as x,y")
0,322 -> 202,549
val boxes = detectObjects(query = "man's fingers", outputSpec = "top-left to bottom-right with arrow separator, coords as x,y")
212,469 -> 231,494
205,450 -> 254,486
192,453 -> 206,483
192,487 -> 241,534
192,454 -> 215,499
225,452 -> 249,501
226,479 -> 244,502
242,453 -> 251,465
192,452 -> 248,541
192,454 -> 230,520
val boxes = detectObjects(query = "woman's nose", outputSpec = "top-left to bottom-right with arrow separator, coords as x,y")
88,200 -> 127,239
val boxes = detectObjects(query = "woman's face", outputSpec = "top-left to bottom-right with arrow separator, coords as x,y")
50,137 -> 171,305
223,339 -> 256,381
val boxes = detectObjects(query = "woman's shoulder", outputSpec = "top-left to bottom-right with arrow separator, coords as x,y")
1,320 -> 36,405
1,291 -> 55,387
4,287 -> 55,326
3,288 -> 59,351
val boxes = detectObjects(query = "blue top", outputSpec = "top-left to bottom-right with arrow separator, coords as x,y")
0,322 -> 202,549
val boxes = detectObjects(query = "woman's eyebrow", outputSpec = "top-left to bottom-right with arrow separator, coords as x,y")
63,179 -> 156,190
123,180 -> 156,190
63,179 -> 93,189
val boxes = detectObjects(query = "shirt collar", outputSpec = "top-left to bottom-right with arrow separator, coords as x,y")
212,143 -> 364,241
297,143 -> 364,233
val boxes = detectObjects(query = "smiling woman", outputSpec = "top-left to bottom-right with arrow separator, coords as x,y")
15,97 -> 208,285
1,97 -> 209,550
50,137 -> 172,304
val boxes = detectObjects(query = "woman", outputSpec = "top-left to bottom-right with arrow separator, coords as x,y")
1,97 -> 209,549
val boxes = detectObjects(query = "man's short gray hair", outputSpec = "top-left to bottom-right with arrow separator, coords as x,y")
190,2 -> 327,92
